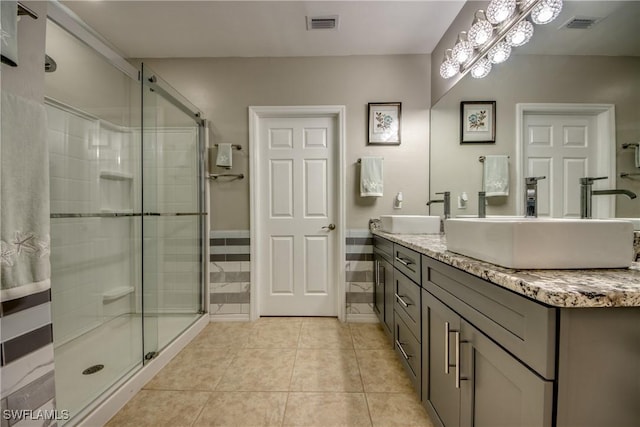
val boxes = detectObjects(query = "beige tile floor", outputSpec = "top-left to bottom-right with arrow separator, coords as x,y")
106,318 -> 434,427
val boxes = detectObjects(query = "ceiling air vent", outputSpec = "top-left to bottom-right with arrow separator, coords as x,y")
306,15 -> 339,31
561,16 -> 602,30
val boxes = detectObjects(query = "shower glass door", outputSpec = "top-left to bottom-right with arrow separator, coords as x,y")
141,64 -> 205,360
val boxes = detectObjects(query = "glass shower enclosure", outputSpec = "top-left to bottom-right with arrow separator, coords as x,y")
45,18 -> 206,424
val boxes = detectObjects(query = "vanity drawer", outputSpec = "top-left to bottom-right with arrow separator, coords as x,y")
395,271 -> 421,340
373,235 -> 393,260
394,244 -> 421,284
395,311 -> 421,396
422,255 -> 557,380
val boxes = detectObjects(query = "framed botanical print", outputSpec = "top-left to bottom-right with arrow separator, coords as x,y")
368,102 -> 401,145
460,101 -> 496,144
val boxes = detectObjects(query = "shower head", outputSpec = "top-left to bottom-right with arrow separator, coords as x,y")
45,55 -> 57,73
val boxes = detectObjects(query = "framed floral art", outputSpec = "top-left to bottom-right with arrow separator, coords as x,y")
460,101 -> 496,144
368,102 -> 401,145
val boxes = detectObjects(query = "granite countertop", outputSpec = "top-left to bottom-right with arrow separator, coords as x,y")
373,230 -> 640,309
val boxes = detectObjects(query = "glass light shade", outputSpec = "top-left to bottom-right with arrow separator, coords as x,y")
486,0 -> 516,24
506,20 -> 534,47
452,39 -> 474,64
487,42 -> 512,64
531,0 -> 563,24
468,19 -> 494,47
470,58 -> 492,79
440,59 -> 459,79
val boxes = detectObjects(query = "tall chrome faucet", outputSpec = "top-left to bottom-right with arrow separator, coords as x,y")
427,191 -> 451,219
579,177 -> 637,219
525,176 -> 546,217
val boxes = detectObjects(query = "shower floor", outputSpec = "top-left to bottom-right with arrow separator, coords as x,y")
54,313 -> 201,423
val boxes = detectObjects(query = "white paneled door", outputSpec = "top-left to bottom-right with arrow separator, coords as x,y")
258,115 -> 337,316
524,113 -> 600,218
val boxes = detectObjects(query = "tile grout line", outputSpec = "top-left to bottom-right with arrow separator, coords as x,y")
281,320 -> 304,426
190,391 -> 214,427
351,329 -> 375,427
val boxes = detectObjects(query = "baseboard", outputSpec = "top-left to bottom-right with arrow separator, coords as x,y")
209,313 -> 251,322
76,315 -> 208,427
346,313 -> 379,323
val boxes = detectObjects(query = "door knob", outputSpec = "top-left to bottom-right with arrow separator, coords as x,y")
322,223 -> 336,231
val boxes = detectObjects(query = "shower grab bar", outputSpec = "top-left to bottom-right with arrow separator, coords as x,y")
51,212 -> 207,219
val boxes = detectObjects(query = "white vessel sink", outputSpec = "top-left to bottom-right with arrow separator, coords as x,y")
379,215 -> 441,234
616,218 -> 640,231
444,217 -> 634,269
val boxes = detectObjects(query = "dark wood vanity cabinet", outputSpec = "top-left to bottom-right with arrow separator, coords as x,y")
374,235 -> 640,427
423,289 -> 553,427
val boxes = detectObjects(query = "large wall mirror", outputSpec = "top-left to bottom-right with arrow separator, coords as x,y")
430,0 -> 640,220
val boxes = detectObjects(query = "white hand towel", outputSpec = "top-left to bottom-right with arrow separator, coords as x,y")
216,143 -> 232,169
483,155 -> 509,197
1,92 -> 51,301
635,145 -> 640,169
360,157 -> 384,197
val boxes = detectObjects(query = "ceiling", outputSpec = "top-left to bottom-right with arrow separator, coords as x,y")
61,1 -> 466,59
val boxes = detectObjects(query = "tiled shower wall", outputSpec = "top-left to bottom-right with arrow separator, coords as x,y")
47,104 -> 138,345
208,229 -> 374,318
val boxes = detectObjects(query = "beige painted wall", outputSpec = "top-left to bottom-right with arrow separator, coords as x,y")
430,54 -> 640,218
140,55 -> 431,230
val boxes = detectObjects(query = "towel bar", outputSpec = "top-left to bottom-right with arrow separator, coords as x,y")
209,173 -> 244,180
622,143 -> 639,149
620,172 -> 640,178
213,144 -> 242,150
479,155 -> 510,162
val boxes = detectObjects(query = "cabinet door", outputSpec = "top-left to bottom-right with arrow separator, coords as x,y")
382,257 -> 394,336
460,321 -> 553,427
373,255 -> 384,323
423,290 -> 461,427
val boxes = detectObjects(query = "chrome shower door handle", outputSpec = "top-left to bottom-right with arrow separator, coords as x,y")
322,224 -> 336,231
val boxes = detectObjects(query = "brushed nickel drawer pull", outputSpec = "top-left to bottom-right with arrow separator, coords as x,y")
395,293 -> 411,307
445,321 -> 450,374
396,340 -> 412,360
395,256 -> 415,267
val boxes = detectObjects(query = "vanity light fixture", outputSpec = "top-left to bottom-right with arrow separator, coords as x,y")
531,0 -> 563,24
439,49 -> 460,79
439,0 -> 563,80
470,58 -> 492,79
487,41 -> 511,64
486,0 -> 516,24
451,32 -> 474,64
468,11 -> 494,47
505,20 -> 534,46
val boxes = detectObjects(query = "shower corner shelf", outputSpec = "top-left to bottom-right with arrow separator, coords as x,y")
100,170 -> 133,181
102,286 -> 134,303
